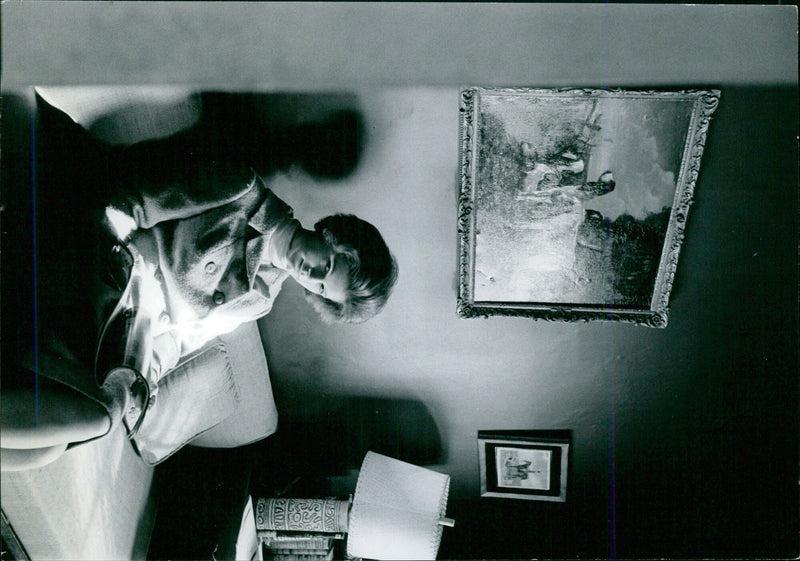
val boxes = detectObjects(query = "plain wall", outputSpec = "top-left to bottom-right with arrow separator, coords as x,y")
258,85 -> 798,558
2,3 -> 797,559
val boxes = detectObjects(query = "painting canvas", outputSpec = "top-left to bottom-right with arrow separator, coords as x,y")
495,447 -> 551,490
458,87 -> 720,326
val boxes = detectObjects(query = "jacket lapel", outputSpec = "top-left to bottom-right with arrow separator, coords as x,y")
245,186 -> 293,288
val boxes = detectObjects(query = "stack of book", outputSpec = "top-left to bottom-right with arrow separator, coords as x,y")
262,534 -> 337,561
235,497 -> 262,561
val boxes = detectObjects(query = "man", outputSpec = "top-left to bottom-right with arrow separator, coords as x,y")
1,93 -> 397,471
106,171 -> 398,382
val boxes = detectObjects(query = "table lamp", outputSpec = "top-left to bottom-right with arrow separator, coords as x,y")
255,451 -> 453,560
347,451 -> 453,560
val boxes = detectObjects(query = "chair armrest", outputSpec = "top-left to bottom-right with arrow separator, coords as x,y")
132,341 -> 239,465
190,321 -> 278,448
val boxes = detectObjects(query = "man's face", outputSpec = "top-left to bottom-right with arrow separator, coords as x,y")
286,230 -> 350,306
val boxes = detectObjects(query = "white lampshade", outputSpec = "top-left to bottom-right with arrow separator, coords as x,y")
346,451 -> 452,560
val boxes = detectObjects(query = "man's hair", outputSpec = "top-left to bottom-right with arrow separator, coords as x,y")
304,214 -> 398,324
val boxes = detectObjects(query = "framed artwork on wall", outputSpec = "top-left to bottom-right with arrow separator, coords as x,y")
457,87 -> 721,327
478,430 -> 570,502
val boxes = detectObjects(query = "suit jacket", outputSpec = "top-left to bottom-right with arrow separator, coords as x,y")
112,160 -> 297,365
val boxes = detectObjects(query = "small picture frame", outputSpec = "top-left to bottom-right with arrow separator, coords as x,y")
478,430 -> 570,502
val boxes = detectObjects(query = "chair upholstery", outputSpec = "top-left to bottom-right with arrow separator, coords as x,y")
131,321 -> 279,464
32,86 -> 281,454
0,88 -> 279,561
34,86 -> 200,145
0,427 -> 156,560
190,321 -> 279,448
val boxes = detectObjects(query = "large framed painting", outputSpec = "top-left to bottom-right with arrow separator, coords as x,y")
457,87 -> 720,327
478,430 -> 570,502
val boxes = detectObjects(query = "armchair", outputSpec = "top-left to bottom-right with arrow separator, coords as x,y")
0,88 -> 280,560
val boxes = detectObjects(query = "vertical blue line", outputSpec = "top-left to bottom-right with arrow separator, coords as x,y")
30,111 -> 39,426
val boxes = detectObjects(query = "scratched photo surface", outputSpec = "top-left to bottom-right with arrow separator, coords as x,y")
473,93 -> 695,307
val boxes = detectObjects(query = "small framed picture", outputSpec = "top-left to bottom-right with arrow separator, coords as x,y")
478,430 -> 570,502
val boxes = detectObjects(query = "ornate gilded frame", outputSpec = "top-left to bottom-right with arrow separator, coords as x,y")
457,87 -> 720,327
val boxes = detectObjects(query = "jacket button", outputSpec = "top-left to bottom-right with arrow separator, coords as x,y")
159,311 -> 171,324
212,291 -> 226,305
205,261 -> 217,274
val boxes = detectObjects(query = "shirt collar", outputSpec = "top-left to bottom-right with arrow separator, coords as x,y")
265,218 -> 299,269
